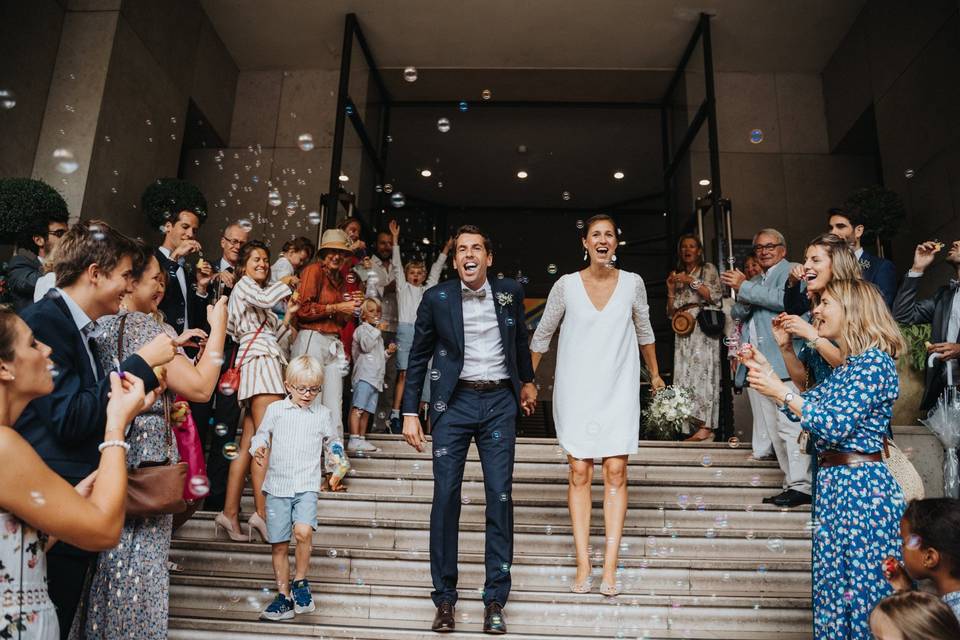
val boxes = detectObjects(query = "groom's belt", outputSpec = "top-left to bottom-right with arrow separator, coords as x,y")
457,379 -> 512,392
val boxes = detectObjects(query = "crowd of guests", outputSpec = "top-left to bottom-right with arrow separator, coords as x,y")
3,186 -> 960,639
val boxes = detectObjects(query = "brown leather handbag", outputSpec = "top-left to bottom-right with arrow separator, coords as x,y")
117,314 -> 188,517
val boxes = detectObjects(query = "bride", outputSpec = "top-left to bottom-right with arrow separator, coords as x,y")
530,214 -> 664,596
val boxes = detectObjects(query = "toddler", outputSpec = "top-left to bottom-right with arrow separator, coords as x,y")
249,355 -> 350,621
882,498 -> 960,622
387,219 -> 451,431
348,298 -> 397,452
869,590 -> 960,639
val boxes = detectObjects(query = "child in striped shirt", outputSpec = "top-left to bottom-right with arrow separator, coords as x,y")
250,355 -> 349,621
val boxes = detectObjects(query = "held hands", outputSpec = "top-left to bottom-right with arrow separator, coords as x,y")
520,383 -> 537,416
106,371 -> 147,432
912,241 -> 942,272
403,415 -> 426,452
927,342 -> 960,361
720,268 -> 747,291
881,556 -> 912,592
253,446 -> 268,467
136,333 -> 177,367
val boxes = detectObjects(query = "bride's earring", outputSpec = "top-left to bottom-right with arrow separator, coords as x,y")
583,251 -> 588,262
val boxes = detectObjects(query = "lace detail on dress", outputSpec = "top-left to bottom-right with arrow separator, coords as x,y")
530,276 -> 567,353
632,274 -> 655,345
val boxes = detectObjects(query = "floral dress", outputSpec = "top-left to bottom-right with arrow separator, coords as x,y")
1,512 -> 57,639
670,263 -> 723,432
782,347 -> 905,639
69,312 -> 179,640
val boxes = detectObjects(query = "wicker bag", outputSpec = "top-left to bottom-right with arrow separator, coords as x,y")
883,437 -> 925,503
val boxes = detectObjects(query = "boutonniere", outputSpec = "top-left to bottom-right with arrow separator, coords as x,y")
859,258 -> 871,270
496,292 -> 514,308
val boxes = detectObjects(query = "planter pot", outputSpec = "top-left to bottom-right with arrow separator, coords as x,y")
893,356 -> 926,426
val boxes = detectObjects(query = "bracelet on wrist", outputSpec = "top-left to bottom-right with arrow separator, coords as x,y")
98,440 -> 130,453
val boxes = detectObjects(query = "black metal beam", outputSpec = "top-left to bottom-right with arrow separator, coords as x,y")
327,13 -> 356,230
702,13 -> 724,270
351,15 -> 392,105
390,100 -> 662,110
345,98 -> 384,175
661,19 -> 704,106
663,101 -> 707,179
596,190 -> 667,211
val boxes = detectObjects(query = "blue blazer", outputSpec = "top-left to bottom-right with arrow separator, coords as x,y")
15,293 -> 159,484
401,277 -> 535,425
155,248 -> 208,335
858,250 -> 897,309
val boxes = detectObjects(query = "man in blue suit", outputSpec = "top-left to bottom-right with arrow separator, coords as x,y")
16,220 -> 175,637
402,225 -> 537,635
154,208 -> 214,336
828,208 -> 897,308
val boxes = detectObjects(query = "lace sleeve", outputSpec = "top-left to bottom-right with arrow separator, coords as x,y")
530,277 -> 566,353
632,274 -> 656,345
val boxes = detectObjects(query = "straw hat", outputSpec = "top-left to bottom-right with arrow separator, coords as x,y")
318,228 -> 351,252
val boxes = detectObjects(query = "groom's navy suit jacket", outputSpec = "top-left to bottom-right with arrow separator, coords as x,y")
401,277 -> 535,425
859,249 -> 897,309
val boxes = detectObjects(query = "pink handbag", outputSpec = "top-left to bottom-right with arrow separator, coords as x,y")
167,397 -> 208,501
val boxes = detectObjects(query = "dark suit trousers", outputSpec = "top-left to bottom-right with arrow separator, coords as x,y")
429,387 -> 516,607
47,549 -> 92,639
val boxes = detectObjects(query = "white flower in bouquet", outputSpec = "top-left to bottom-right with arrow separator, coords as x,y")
643,385 -> 696,440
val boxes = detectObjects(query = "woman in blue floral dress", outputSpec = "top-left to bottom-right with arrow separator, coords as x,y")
742,278 -> 907,639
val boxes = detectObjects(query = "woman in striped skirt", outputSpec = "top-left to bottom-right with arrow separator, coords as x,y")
216,240 -> 298,541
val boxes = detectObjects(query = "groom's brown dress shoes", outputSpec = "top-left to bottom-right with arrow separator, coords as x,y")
432,602 -> 455,633
483,602 -> 507,634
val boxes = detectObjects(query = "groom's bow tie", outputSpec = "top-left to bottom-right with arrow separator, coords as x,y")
462,287 -> 486,300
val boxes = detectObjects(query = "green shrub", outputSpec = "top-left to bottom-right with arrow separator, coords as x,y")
0,178 -> 68,245
141,178 -> 208,229
899,323 -> 932,372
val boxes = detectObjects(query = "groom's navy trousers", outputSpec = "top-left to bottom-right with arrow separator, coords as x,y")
430,386 -> 517,607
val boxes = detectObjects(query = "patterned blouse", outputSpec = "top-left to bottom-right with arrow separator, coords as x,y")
227,275 -> 292,362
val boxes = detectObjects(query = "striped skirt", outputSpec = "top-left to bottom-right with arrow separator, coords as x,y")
238,354 -> 286,401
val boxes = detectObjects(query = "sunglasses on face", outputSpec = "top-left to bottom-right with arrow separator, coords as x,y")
753,243 -> 784,254
289,385 -> 321,395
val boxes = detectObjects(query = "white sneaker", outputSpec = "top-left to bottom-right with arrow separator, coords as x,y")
352,438 -> 379,453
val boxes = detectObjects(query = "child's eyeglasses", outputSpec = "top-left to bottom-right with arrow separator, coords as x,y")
290,385 -> 322,395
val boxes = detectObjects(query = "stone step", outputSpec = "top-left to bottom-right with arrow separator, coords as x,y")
168,616 -> 813,640
170,541 -> 809,596
169,575 -> 811,636
179,513 -> 812,560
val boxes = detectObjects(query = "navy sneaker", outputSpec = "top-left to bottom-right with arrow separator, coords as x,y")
291,578 -> 315,614
389,416 -> 402,434
260,593 -> 295,621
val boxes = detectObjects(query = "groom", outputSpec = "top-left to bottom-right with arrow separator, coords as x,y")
402,224 -> 537,634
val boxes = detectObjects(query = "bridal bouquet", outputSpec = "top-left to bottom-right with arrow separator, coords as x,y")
642,385 -> 695,440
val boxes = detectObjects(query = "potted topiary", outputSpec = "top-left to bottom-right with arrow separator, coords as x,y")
141,178 -> 208,231
844,185 -> 907,258
893,323 -> 931,426
0,178 -> 69,249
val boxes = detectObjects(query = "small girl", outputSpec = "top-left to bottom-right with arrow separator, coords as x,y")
882,498 -> 960,622
250,355 -> 349,621
869,591 -> 960,639
271,236 -> 315,284
349,298 -> 397,453
387,219 -> 451,430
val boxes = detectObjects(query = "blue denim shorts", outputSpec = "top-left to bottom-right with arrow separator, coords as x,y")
351,379 -> 379,413
396,322 -> 415,370
265,491 -> 318,544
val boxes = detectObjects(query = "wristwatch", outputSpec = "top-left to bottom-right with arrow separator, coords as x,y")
689,279 -> 703,291
780,391 -> 796,410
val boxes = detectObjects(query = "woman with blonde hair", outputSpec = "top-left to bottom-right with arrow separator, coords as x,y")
742,278 -> 907,639
666,233 -> 723,442
870,591 -> 960,639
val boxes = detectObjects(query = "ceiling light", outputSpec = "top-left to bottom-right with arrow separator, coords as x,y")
613,171 -> 625,180
516,170 -> 528,179
699,178 -> 710,186
420,169 -> 432,177
338,174 -> 349,182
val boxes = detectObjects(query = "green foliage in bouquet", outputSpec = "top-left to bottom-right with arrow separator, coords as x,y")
141,178 -> 208,230
642,385 -> 695,441
899,323 -> 932,373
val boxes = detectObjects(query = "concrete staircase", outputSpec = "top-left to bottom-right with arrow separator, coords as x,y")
168,435 -> 813,639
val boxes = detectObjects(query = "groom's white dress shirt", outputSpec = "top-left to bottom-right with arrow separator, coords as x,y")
460,278 -> 509,382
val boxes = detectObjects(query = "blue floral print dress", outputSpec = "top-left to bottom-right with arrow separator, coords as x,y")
781,347 -> 905,639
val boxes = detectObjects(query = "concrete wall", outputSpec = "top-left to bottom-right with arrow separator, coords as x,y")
823,1 -> 960,295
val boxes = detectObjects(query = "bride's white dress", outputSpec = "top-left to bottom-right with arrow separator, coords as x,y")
531,270 -> 655,458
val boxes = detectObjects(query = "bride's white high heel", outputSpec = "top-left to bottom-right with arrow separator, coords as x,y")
570,575 -> 593,594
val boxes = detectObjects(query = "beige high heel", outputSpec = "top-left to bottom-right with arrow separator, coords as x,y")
570,575 -> 593,594
248,512 -> 269,542
599,581 -> 621,597
684,428 -> 716,443
214,512 -> 247,542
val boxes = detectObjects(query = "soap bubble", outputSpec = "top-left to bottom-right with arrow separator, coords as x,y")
749,129 -> 764,144
218,380 -> 236,396
53,148 -> 78,174
700,454 -> 712,467
547,264 -> 558,275
0,90 -> 15,109
285,200 -> 298,215
765,537 -> 785,554
390,192 -> 406,208
906,534 -> 922,550
439,349 -> 447,357
214,423 -> 229,437
705,528 -> 716,539
461,496 -> 471,505
403,67 -> 418,82
677,494 -> 689,508
327,548 -> 338,558
297,133 -> 314,151
429,369 -> 441,381
267,189 -> 281,207
500,562 -> 510,573
498,492 -> 508,502
434,447 -> 448,458
383,183 -> 393,193
222,442 -> 240,460
458,101 -> 468,112
727,437 -> 740,448
481,89 -> 492,100
236,218 -> 253,232
576,219 -> 585,229
904,168 -> 915,179
749,474 -> 761,487
437,118 -> 451,133
308,211 -> 321,225
492,431 -> 501,440
189,475 -> 211,497
561,191 -> 571,201
434,401 -> 447,412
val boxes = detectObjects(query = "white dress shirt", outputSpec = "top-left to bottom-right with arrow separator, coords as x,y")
392,245 -> 448,324
158,245 -> 190,329
34,272 -> 56,302
356,255 -> 398,332
460,279 -> 510,382
56,288 -> 100,379
248,397 -> 339,497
